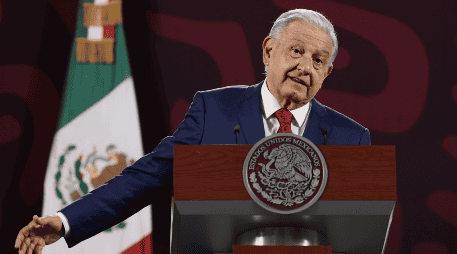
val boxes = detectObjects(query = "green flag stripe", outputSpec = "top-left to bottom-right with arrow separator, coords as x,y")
59,2 -> 132,130
75,0 -> 94,38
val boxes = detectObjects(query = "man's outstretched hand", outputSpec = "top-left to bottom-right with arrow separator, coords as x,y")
14,215 -> 64,254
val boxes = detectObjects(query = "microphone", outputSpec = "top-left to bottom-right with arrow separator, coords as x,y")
321,128 -> 327,145
234,125 -> 241,144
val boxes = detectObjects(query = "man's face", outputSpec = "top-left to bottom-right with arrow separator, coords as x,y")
263,20 -> 334,110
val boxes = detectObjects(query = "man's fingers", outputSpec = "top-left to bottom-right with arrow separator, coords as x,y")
18,237 -> 25,254
16,218 -> 39,249
26,237 -> 32,244
27,238 -> 39,254
19,237 -> 30,254
36,240 -> 45,254
36,215 -> 56,227
36,244 -> 44,254
20,225 -> 31,238
22,219 -> 38,237
14,232 -> 24,248
16,216 -> 55,252
33,215 -> 41,225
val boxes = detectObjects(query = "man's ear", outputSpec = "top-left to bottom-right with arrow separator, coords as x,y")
263,36 -> 275,67
325,64 -> 333,78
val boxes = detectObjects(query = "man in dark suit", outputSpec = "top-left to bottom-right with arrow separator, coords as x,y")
15,8 -> 370,254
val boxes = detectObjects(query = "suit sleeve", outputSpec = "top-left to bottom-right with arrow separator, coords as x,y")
60,92 -> 206,248
359,128 -> 371,145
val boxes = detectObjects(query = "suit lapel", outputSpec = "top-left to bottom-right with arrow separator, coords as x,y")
237,82 -> 265,144
235,83 -> 332,145
303,98 -> 331,145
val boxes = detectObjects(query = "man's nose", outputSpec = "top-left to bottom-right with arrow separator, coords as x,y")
296,56 -> 312,75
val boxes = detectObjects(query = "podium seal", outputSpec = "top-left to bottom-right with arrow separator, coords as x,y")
243,133 -> 328,214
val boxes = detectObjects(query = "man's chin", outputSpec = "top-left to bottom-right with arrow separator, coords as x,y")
285,95 -> 311,110
290,90 -> 311,102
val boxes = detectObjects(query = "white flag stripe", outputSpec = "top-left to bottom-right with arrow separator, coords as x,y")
88,26 -> 104,40
42,77 -> 151,254
95,0 -> 109,4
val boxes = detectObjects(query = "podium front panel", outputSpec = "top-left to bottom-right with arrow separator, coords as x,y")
172,145 -> 396,254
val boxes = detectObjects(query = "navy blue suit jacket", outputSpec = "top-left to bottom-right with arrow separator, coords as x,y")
61,81 -> 370,247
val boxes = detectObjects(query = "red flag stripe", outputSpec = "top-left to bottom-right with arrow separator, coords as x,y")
104,25 -> 115,38
122,233 -> 153,254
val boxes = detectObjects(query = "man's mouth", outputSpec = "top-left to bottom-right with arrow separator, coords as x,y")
290,77 -> 307,87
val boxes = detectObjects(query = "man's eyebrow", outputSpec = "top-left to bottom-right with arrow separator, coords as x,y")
291,39 -> 330,55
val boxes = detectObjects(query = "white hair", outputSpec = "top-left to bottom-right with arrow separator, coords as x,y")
265,9 -> 338,74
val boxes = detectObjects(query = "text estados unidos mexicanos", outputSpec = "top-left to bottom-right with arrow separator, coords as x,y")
248,137 -> 321,170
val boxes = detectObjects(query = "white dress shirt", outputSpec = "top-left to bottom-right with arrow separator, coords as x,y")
56,80 -> 312,237
261,80 -> 312,136
56,212 -> 71,237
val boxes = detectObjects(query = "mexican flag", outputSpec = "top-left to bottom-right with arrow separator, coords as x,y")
42,0 -> 152,253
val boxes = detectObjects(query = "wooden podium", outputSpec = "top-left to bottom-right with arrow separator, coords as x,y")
171,145 -> 396,254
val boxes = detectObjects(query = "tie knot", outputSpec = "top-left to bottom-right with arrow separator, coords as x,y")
274,108 -> 293,133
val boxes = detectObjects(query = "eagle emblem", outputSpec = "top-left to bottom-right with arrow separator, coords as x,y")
243,134 -> 328,214
262,144 -> 312,182
54,144 -> 135,232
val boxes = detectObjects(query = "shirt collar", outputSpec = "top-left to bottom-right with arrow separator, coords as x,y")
261,80 -> 310,125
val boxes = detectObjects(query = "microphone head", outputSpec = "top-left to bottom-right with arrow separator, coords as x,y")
321,128 -> 327,135
234,125 -> 241,133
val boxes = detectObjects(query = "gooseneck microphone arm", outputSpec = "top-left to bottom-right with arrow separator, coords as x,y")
321,128 -> 328,145
234,125 -> 241,144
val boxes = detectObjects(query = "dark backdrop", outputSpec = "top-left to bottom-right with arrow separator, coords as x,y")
1,0 -> 457,253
